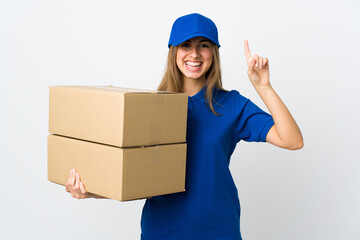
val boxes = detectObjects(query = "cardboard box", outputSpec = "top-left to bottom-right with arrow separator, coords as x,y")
49,85 -> 188,147
47,134 -> 187,201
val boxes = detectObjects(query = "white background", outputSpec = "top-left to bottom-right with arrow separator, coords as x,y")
1,0 -> 359,239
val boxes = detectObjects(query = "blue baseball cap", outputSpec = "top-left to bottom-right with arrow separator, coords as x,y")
168,13 -> 220,48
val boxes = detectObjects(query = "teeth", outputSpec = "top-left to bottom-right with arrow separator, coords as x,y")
186,62 -> 201,67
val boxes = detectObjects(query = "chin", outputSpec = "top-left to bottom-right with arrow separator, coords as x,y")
184,73 -> 205,80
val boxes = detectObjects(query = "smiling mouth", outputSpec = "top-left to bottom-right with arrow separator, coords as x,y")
185,61 -> 202,70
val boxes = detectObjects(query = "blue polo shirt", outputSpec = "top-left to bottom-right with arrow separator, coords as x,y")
140,86 -> 274,240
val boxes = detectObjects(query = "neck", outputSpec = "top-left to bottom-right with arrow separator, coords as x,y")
182,76 -> 206,97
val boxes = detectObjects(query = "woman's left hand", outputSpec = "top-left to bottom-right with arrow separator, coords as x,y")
244,40 -> 270,87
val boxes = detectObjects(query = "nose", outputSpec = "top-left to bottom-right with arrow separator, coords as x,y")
189,46 -> 200,59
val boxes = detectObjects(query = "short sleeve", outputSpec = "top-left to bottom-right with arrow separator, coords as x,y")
232,90 -> 274,143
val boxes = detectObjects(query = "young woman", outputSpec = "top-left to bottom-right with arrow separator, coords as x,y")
66,13 -> 303,240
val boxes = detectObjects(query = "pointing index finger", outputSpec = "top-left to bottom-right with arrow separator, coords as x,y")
244,40 -> 252,64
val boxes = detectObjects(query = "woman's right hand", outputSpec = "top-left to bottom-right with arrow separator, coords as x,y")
65,169 -> 89,199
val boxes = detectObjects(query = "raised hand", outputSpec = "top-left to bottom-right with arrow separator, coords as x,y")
244,40 -> 270,87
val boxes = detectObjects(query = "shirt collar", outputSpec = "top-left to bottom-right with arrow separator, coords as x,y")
190,85 -> 221,103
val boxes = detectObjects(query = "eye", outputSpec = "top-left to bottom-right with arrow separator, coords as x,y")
180,42 -> 191,48
200,43 -> 210,48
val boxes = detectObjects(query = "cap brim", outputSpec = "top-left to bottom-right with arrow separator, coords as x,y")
168,33 -> 220,48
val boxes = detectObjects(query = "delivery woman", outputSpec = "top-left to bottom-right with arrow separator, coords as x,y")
65,13 -> 303,240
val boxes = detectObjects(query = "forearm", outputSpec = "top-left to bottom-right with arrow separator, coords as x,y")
254,84 -> 303,149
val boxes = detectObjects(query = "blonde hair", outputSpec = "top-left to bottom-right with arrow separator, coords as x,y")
157,44 -> 227,116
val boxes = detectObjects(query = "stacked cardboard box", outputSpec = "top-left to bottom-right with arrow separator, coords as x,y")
47,85 -> 188,201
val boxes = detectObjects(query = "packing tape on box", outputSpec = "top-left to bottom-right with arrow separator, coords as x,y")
151,93 -> 164,105
148,94 -> 164,145
149,125 -> 161,145
151,145 -> 163,164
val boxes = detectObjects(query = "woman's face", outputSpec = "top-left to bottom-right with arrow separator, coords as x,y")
176,37 -> 214,82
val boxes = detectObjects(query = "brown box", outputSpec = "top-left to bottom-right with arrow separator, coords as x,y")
48,134 -> 187,201
49,85 -> 188,147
